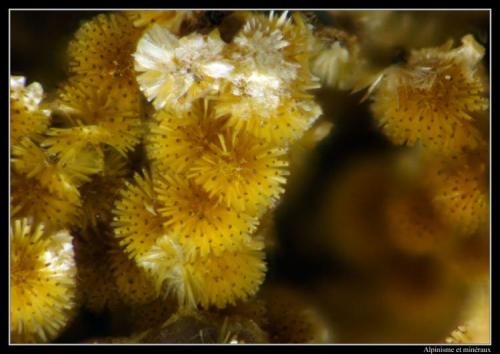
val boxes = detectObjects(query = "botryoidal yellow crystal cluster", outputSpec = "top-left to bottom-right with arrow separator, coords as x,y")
369,34 -> 489,155
10,219 -> 77,343
10,10 -> 327,343
114,10 -> 321,311
10,74 -> 100,344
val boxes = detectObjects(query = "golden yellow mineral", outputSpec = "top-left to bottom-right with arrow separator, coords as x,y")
10,218 -> 77,343
113,171 -> 166,260
44,78 -> 143,163
138,236 -> 266,310
68,13 -> 142,85
370,35 -> 488,155
134,25 -> 232,111
189,129 -> 288,213
154,173 -> 258,258
147,99 -> 289,214
146,99 -> 227,175
12,138 -> 98,201
11,137 -> 101,231
10,76 -> 50,146
213,11 -> 322,145
11,171 -> 82,232
215,96 -> 322,146
9,10 -> 490,345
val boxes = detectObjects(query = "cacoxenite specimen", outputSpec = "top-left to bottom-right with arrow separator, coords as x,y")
10,10 -> 489,344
